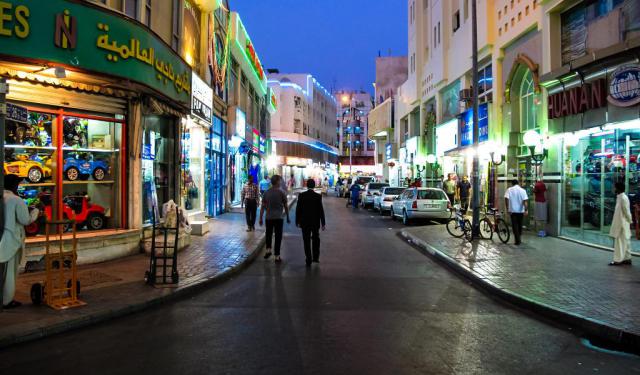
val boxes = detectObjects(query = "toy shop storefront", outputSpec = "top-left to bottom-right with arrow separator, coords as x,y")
544,56 -> 640,252
0,0 -> 191,263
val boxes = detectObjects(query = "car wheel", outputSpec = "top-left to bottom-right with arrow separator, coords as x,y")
403,210 -> 411,225
87,213 -> 106,230
65,167 -> 79,181
93,167 -> 106,181
27,167 -> 43,183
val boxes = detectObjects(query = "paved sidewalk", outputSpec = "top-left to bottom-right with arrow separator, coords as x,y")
400,225 -> 640,352
0,198 -> 295,349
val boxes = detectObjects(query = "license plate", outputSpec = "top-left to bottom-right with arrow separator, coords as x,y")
424,204 -> 439,209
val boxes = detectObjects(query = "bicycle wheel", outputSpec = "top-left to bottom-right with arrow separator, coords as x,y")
495,218 -> 510,244
446,218 -> 465,238
478,218 -> 493,240
463,219 -> 473,241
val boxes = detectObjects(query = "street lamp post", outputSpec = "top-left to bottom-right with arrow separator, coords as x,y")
471,0 -> 481,238
488,149 -> 505,209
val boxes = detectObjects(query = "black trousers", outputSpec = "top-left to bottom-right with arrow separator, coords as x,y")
511,213 -> 524,244
245,199 -> 257,228
446,193 -> 455,205
460,196 -> 470,213
266,219 -> 284,255
301,226 -> 320,261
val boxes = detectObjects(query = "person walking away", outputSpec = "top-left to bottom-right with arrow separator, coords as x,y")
241,178 -> 260,231
349,182 -> 362,209
259,175 -> 271,197
0,175 -> 39,309
443,173 -> 456,206
504,179 -> 528,245
609,181 -> 632,266
336,178 -> 343,197
287,174 -> 296,198
296,179 -> 326,266
259,175 -> 290,263
533,178 -> 548,236
457,175 -> 472,214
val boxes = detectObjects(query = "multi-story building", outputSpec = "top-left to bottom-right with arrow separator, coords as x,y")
335,90 -> 375,175
267,73 -> 339,187
225,12 -> 276,206
368,56 -> 408,182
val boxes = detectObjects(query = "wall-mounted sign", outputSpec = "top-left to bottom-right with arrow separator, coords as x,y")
6,103 -> 29,123
245,40 -> 264,81
252,128 -> 260,153
235,108 -> 246,138
435,119 -> 458,156
608,65 -> 640,107
191,72 -> 213,123
259,137 -> 266,154
0,0 -> 192,104
385,143 -> 392,160
459,103 -> 489,147
230,13 -> 267,95
548,79 -> 606,119
271,92 -> 278,110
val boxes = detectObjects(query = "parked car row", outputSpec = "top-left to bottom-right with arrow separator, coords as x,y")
356,183 -> 453,226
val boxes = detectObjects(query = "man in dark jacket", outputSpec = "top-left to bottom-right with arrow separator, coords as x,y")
296,179 -> 326,266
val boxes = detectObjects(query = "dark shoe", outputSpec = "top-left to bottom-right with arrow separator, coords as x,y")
313,259 -> 319,263
246,227 -> 252,232
305,259 -> 312,267
609,261 -> 623,266
264,251 -> 272,259
275,256 -> 282,263
3,300 -> 21,309
514,241 -> 521,245
622,259 -> 632,265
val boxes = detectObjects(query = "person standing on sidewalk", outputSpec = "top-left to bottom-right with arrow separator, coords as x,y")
296,179 -> 326,267
287,174 -> 296,198
1,175 -> 39,309
259,175 -> 271,197
443,173 -> 456,205
241,178 -> 260,232
504,179 -> 528,245
259,175 -> 290,263
609,181 -> 633,266
457,175 -> 472,214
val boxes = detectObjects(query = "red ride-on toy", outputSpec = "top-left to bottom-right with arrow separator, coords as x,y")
25,192 -> 107,235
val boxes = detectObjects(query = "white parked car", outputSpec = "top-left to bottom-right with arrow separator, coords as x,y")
391,187 -> 451,225
374,187 -> 405,215
361,182 -> 389,209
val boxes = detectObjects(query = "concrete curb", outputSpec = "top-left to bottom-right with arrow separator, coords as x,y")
399,229 -> 640,355
0,199 -> 297,350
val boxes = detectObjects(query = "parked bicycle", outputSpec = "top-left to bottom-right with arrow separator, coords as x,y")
478,206 -> 510,244
446,205 -> 473,241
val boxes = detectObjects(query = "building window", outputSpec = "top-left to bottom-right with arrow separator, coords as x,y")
144,0 -> 151,27
171,0 -> 181,50
519,70 -> 537,132
453,10 -> 460,32
464,0 -> 469,20
124,0 -> 139,19
478,63 -> 493,99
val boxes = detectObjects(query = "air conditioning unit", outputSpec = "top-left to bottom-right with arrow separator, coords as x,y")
459,89 -> 472,101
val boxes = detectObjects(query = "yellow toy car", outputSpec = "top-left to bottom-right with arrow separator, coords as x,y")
4,154 -> 52,183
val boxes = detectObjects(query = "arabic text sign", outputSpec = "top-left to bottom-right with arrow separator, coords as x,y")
0,0 -> 191,104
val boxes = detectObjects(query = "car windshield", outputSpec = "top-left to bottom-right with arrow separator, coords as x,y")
383,188 -> 404,195
417,190 -> 447,200
368,183 -> 388,190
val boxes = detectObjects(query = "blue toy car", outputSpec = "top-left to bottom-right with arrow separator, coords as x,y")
64,153 -> 110,181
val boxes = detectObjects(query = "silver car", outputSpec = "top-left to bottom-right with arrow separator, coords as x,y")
360,182 -> 389,208
374,187 -> 405,215
391,187 -> 451,225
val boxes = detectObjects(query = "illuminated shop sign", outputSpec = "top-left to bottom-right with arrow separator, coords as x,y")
435,119 -> 458,156
385,143 -> 392,160
548,79 -> 606,119
259,137 -> 266,154
459,103 -> 488,147
191,72 -> 213,123
235,108 -> 246,138
252,128 -> 260,153
608,65 -> 640,107
245,40 -> 264,81
271,92 -> 278,109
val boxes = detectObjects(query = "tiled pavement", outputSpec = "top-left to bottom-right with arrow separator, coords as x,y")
0,198 -> 294,348
400,225 -> 640,347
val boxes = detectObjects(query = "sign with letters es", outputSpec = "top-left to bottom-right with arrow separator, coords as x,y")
0,0 -> 191,104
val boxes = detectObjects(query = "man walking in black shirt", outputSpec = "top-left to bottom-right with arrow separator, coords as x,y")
296,179 -> 326,267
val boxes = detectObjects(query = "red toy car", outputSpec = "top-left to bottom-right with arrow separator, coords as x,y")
25,193 -> 107,236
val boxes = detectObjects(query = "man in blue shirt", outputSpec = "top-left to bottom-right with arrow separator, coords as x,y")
259,175 -> 271,197
350,183 -> 362,209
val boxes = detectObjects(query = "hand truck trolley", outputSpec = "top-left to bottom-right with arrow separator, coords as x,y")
30,220 -> 85,310
144,207 -> 180,285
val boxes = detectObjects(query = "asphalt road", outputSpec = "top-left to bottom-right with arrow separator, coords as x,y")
0,195 -> 639,375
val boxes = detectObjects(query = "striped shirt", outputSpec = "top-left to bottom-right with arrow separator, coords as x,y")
241,183 -> 260,202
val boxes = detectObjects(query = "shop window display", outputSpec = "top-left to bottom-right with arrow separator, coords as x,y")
562,126 -> 640,249
4,105 -> 124,236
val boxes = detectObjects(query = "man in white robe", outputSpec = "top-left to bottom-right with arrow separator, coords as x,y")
1,175 -> 38,308
609,181 -> 633,266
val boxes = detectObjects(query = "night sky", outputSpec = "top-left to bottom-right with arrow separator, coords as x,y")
232,0 -> 408,95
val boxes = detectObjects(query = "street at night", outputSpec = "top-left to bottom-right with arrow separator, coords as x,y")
0,197 -> 638,374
